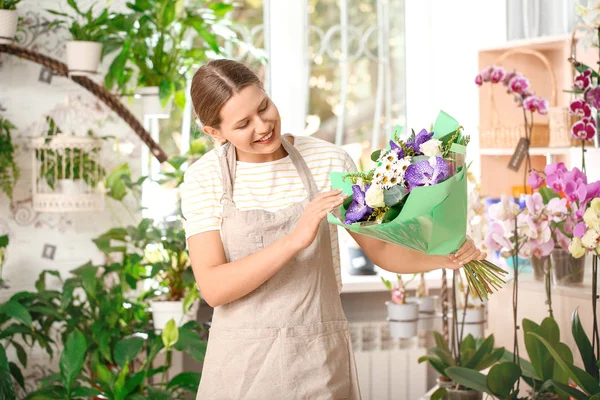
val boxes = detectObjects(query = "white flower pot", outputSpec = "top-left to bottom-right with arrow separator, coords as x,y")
150,300 -> 198,331
0,10 -> 17,44
58,179 -> 83,195
137,86 -> 172,119
450,307 -> 486,338
386,301 -> 419,339
408,296 -> 437,332
66,41 -> 102,76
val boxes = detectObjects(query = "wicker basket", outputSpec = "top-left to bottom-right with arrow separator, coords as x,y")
480,49 -> 556,149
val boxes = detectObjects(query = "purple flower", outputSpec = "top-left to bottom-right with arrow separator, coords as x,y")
569,100 -> 592,118
528,170 -> 545,190
475,74 -> 483,86
407,129 -> 434,154
508,75 -> 530,95
545,162 -> 568,193
502,69 -> 518,86
575,70 -> 592,90
490,67 -> 506,84
571,117 -> 596,141
586,181 -> 600,202
480,66 -> 494,82
389,140 -> 404,159
574,222 -> 587,238
523,96 -> 549,115
404,157 -> 449,189
344,185 -> 373,224
586,86 -> 600,109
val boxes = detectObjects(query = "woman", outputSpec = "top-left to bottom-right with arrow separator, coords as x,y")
181,59 -> 486,399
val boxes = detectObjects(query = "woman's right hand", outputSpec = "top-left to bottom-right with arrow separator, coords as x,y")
289,189 -> 347,250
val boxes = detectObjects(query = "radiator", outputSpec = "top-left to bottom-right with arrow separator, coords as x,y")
349,322 -> 428,400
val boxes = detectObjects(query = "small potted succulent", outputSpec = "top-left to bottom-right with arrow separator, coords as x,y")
381,274 -> 419,338
47,1 -> 118,76
0,0 -> 20,44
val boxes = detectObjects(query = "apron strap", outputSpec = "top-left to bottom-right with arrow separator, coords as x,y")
219,135 -> 321,204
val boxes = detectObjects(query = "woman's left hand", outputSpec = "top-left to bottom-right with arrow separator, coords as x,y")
449,237 -> 487,267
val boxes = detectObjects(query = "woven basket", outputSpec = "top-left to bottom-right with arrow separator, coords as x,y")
480,49 -> 556,149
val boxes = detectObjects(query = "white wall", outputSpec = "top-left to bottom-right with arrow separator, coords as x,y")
405,0 -> 508,177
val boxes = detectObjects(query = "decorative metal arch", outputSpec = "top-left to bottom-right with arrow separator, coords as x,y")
0,43 -> 168,163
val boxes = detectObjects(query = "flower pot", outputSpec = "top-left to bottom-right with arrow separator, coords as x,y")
410,296 -> 437,332
66,41 -> 102,76
0,10 -> 17,44
137,86 -> 172,119
531,255 -> 550,282
551,247 -> 586,286
436,376 -> 454,389
58,179 -> 83,195
449,307 -> 485,338
346,246 -> 376,275
150,300 -> 198,331
445,389 -> 483,400
386,301 -> 419,339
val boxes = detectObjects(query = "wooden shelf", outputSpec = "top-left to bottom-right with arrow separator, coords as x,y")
479,147 -> 573,156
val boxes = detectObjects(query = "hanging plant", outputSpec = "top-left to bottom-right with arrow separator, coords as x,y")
104,0 -> 237,110
0,116 -> 20,201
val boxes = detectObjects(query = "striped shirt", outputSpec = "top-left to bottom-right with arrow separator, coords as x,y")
180,135 -> 358,291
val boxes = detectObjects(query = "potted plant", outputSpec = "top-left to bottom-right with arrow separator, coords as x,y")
381,274 -> 419,338
105,0 -> 234,118
35,117 -> 106,194
528,164 -> 599,286
448,279 -> 486,339
47,1 -> 119,76
0,116 -> 19,201
418,331 -> 506,399
444,361 -> 522,400
0,0 -> 20,44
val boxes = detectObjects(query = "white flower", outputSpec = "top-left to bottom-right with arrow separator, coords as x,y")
569,237 -> 587,259
582,229 -> 600,250
420,139 -> 443,157
365,184 -> 386,208
394,157 -> 412,176
577,0 -> 600,27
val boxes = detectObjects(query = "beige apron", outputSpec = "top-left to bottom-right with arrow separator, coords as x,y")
196,135 -> 361,400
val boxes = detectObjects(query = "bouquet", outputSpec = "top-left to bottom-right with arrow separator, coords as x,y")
328,111 -> 506,300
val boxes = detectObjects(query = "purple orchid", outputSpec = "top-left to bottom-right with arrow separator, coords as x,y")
404,157 -> 449,190
574,222 -> 587,238
528,170 -> 545,190
502,69 -> 518,86
586,86 -> 600,109
523,96 -> 549,115
569,99 -> 592,118
572,117 -> 597,141
344,184 -> 373,224
574,70 -> 592,90
544,162 -> 568,193
508,75 -> 530,95
389,140 -> 404,159
490,66 -> 506,83
406,129 -> 434,154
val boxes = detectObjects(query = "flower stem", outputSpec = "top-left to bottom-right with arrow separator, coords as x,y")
545,256 -> 554,319
582,139 -> 587,175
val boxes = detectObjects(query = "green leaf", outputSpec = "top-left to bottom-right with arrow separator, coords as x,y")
445,366 -> 490,393
167,156 -> 188,170
433,331 -> 451,355
174,89 -> 187,110
529,332 -> 600,395
114,363 -> 130,400
105,40 -> 131,91
418,355 -> 448,377
162,319 -> 179,349
430,387 -> 447,400
24,385 -> 65,399
464,334 -> 494,370
105,163 -> 131,201
34,270 -> 61,292
0,344 -> 9,371
158,79 -> 174,108
79,264 -> 97,300
125,371 -> 145,395
553,342 -> 575,385
114,336 -> 144,368
539,186 -> 560,204
383,185 -> 407,207
71,387 -> 102,398
572,308 -> 598,380
575,63 -> 600,79
523,318 -> 550,380
547,380 -> 589,400
12,342 -> 27,367
371,150 -> 381,162
0,301 -> 33,328
59,329 -> 87,390
162,1 -> 176,26
0,235 -> 8,248
9,362 -> 24,389
167,372 -> 201,391
486,362 -> 521,397
146,387 -> 171,400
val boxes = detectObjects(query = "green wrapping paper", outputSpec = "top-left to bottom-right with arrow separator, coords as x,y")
328,166 -> 467,255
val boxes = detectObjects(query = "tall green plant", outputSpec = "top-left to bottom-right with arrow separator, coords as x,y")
47,0 -> 118,46
105,0 -> 235,108
0,116 -> 20,201
0,0 -> 20,10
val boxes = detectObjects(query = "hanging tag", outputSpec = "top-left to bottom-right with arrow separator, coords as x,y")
507,137 -> 530,171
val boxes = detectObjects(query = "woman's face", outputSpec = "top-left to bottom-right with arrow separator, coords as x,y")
204,84 -> 283,162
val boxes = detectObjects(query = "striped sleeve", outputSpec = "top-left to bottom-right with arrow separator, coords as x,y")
180,152 -> 224,239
